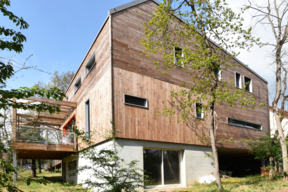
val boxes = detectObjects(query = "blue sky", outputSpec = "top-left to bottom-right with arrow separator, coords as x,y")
2,0 -> 275,104
2,0 -> 140,89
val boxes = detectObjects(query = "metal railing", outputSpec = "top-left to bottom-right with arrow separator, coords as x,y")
16,127 -> 75,146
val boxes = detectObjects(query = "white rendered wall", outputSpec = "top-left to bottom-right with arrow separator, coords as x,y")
270,111 -> 288,137
116,139 -> 214,187
62,139 -> 214,190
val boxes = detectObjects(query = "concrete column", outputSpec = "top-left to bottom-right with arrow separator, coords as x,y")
13,150 -> 17,186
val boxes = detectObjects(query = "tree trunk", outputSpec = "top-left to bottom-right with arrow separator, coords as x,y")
271,43 -> 288,181
269,157 -> 275,180
38,159 -> 41,173
274,111 -> 288,181
209,105 -> 223,191
31,159 -> 36,177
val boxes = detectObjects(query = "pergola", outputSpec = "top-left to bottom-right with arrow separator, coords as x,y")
14,97 -> 77,129
12,97 -> 78,160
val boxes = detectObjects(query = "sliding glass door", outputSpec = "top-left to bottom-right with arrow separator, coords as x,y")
144,149 -> 181,186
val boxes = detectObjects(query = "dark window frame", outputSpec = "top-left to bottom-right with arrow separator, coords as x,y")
85,99 -> 91,140
244,76 -> 253,92
195,103 -> 204,119
227,117 -> 262,130
74,77 -> 82,94
174,46 -> 185,68
124,94 -> 148,109
85,52 -> 96,77
235,72 -> 242,89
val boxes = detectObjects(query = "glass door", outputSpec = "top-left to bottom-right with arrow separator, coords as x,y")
144,149 -> 181,186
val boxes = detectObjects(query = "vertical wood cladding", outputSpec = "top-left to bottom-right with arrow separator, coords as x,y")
65,19 -> 112,145
111,1 -> 269,149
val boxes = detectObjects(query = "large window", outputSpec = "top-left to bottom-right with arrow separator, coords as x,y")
144,149 -> 181,186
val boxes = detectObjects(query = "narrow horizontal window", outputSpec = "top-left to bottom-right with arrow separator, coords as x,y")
227,118 -> 261,130
85,52 -> 96,76
244,76 -> 252,92
74,77 -> 81,94
195,103 -> 204,119
235,72 -> 241,89
124,94 -> 148,108
175,47 -> 184,68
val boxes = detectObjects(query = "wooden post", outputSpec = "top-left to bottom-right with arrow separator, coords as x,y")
13,150 -> 17,186
12,98 -> 17,142
74,132 -> 77,150
46,129 -> 48,150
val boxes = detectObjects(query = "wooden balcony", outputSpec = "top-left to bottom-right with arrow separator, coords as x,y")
13,127 -> 77,159
12,97 -> 78,160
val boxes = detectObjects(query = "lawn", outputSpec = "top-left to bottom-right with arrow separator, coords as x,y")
5,170 -> 288,192
182,175 -> 288,192
5,169 -> 91,192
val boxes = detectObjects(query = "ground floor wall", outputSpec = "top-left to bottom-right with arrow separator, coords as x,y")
62,139 -> 215,190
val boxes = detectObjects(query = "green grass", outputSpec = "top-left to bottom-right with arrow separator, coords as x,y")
5,169 -> 91,192
180,175 -> 288,192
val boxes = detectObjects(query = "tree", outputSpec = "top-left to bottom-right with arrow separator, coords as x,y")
0,0 -> 65,189
71,125 -> 150,192
141,0 -> 261,191
245,0 -> 288,181
35,71 -> 75,93
249,131 -> 282,180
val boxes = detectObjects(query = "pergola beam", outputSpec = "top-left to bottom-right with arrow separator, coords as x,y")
24,97 -> 77,108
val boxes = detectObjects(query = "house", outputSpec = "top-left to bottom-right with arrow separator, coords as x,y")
12,0 -> 269,190
269,106 -> 288,137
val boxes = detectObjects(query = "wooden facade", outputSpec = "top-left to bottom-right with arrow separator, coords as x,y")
63,0 -> 269,151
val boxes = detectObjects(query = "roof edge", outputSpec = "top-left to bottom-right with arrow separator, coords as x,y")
65,16 -> 109,94
108,0 -> 160,15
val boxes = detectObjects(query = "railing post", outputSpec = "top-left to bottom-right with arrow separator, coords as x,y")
12,98 -> 17,142
74,132 -> 77,150
13,150 -> 17,186
46,129 -> 48,150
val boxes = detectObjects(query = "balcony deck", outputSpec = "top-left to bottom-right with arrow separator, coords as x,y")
12,97 -> 78,160
13,142 -> 76,159
13,127 -> 77,159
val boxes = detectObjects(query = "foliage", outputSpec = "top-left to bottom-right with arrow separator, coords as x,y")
0,0 -> 66,191
140,0 -> 262,191
248,131 -> 282,164
70,125 -> 150,192
35,70 -> 75,93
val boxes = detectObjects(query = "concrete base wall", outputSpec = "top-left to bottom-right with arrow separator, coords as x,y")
62,139 -> 214,190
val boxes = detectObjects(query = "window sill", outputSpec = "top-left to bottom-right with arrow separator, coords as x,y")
124,103 -> 148,109
227,123 -> 262,131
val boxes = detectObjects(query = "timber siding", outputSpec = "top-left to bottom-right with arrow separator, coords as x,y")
65,18 -> 112,144
111,0 -> 269,149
